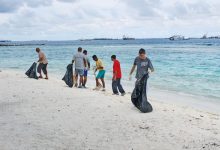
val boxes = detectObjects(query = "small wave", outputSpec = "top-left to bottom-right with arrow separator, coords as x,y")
196,43 -> 213,46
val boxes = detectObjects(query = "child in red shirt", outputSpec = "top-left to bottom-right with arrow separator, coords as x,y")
111,55 -> 126,96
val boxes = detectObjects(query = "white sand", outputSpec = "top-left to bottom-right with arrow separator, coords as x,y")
0,70 -> 220,150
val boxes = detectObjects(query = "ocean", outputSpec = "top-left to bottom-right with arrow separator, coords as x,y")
0,39 -> 220,101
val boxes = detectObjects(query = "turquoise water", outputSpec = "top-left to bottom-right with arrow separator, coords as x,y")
0,39 -> 220,100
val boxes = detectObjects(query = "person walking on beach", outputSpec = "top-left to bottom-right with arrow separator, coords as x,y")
82,50 -> 90,88
72,47 -> 87,88
129,48 -> 154,113
111,55 -> 126,96
92,55 -> 106,91
36,48 -> 48,79
129,48 -> 154,85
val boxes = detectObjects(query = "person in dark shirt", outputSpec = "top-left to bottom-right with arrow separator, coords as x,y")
111,55 -> 126,96
129,48 -> 154,80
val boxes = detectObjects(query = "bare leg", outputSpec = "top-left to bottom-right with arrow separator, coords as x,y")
72,75 -> 75,83
39,72 -> 43,78
96,78 -> 102,87
45,73 -> 48,79
79,76 -> 83,86
96,78 -> 99,87
37,64 -> 43,78
75,74 -> 78,87
43,65 -> 48,79
100,78 -> 105,88
83,76 -> 87,86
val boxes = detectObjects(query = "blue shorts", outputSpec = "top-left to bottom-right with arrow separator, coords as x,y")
84,70 -> 88,76
96,70 -> 105,79
75,69 -> 84,76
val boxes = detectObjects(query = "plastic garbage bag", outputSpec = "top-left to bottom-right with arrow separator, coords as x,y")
62,64 -> 74,87
25,62 -> 38,79
131,74 -> 153,113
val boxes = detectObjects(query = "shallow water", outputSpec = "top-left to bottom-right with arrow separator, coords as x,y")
0,39 -> 220,101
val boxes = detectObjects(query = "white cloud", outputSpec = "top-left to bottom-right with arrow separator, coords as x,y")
0,0 -> 220,40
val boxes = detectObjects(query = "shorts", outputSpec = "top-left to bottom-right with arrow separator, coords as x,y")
84,70 -> 88,76
37,63 -> 48,74
75,69 -> 84,76
96,70 -> 105,79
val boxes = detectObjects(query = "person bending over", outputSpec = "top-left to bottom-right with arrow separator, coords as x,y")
36,48 -> 48,79
92,55 -> 106,91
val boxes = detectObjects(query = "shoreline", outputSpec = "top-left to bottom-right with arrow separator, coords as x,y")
3,68 -> 220,114
0,70 -> 220,149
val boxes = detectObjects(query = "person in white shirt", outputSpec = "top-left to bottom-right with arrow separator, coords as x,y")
72,47 -> 87,88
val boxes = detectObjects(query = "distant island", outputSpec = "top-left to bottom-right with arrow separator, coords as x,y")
80,35 -> 135,41
169,34 -> 220,41
0,40 -> 11,42
201,34 -> 220,39
0,40 -> 46,46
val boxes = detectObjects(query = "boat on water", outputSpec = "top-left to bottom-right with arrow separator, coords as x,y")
122,35 -> 135,40
201,34 -> 208,39
169,35 -> 189,41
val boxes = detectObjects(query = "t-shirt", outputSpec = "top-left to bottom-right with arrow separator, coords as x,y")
84,55 -> 90,70
133,56 -> 154,79
38,51 -> 48,64
73,52 -> 85,70
113,59 -> 122,79
96,59 -> 104,70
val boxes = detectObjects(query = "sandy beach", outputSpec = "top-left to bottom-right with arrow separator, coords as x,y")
0,70 -> 220,150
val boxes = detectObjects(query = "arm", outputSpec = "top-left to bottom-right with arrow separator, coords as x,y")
148,59 -> 154,73
38,54 -> 43,62
88,62 -> 90,69
129,65 -> 136,75
113,62 -> 118,80
38,58 -> 43,62
72,55 -> 75,64
83,58 -> 87,68
87,59 -> 91,69
113,71 -> 118,80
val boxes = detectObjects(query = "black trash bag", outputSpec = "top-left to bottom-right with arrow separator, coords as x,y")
62,64 -> 74,87
25,62 -> 38,79
131,74 -> 153,113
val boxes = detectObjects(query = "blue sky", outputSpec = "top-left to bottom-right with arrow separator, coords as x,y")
0,0 -> 220,40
